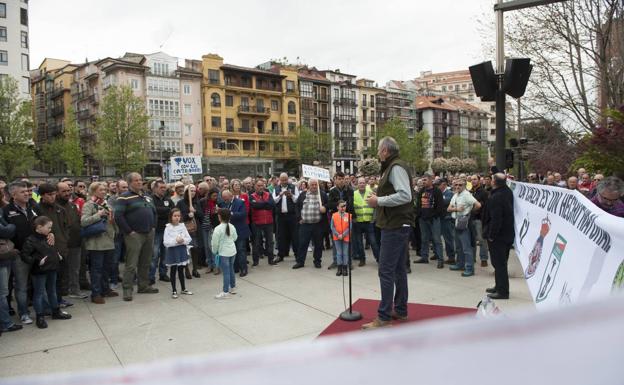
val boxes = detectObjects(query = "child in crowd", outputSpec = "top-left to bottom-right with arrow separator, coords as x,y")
20,216 -> 72,329
211,208 -> 238,299
163,208 -> 193,299
331,200 -> 351,276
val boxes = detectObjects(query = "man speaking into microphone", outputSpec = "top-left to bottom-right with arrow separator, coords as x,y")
362,137 -> 414,329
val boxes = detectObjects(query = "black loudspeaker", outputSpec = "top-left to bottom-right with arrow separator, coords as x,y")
504,58 -> 532,98
505,149 -> 514,169
469,61 -> 497,102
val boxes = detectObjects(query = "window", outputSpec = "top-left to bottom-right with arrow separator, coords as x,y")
212,139 -> 223,150
225,95 -> 233,107
289,142 -> 297,152
183,84 -> 191,95
0,50 -> 7,65
21,53 -> 28,70
210,93 -> 220,107
300,81 -> 313,98
287,101 -> 296,114
20,8 -> 27,26
243,140 -> 254,151
272,121 -> 279,132
241,119 -> 250,131
226,118 -> 234,132
208,70 -> 219,84
184,123 -> 192,136
0,27 -> 6,42
211,116 -> 221,128
288,122 -> 296,132
184,144 -> 194,154
21,31 -> 28,48
271,99 -> 279,111
370,95 -> 375,107
184,103 -> 192,116
286,80 -> 295,92
0,3 -> 5,18
130,78 -> 139,90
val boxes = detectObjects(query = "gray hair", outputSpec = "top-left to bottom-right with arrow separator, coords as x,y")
8,182 -> 27,196
596,176 -> 624,196
378,136 -> 399,156
125,172 -> 142,184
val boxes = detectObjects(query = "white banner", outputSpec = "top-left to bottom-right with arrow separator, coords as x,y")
169,156 -> 203,178
302,164 -> 331,182
510,181 -> 624,309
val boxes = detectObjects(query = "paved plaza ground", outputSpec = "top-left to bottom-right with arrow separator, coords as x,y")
0,249 -> 533,378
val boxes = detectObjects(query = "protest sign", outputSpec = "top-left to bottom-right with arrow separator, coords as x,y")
302,164 -> 331,182
510,181 -> 624,309
169,156 -> 203,179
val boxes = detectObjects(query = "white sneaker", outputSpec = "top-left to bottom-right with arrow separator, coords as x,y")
172,291 -> 178,299
229,287 -> 237,294
308,246 -> 312,252
20,314 -> 33,325
215,292 -> 230,299
68,292 -> 88,299
181,290 -> 193,295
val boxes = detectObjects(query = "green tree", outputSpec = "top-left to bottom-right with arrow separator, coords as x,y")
379,118 -> 430,174
0,77 -> 35,180
96,85 -> 149,176
39,139 -> 65,173
445,135 -> 467,158
61,106 -> 84,176
295,125 -> 332,166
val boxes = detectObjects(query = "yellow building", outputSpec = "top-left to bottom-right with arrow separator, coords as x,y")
30,58 -> 78,172
200,54 -> 300,176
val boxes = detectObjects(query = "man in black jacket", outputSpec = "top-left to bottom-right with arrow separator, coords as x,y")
56,182 -> 85,299
327,171 -> 354,269
470,175 -> 490,267
3,182 -> 41,325
149,180 -> 172,285
414,174 -> 444,264
483,173 -> 515,300
272,173 -> 299,262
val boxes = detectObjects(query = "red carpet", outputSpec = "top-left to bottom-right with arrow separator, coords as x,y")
318,298 -> 475,337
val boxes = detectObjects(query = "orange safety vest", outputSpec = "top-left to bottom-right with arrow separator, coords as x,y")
331,212 -> 351,242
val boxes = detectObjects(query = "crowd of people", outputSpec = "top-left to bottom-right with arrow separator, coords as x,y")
0,141 -> 622,334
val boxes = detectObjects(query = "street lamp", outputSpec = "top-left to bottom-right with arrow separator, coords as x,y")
159,120 -> 165,179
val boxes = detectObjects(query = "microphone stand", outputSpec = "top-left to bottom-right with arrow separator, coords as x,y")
340,206 -> 362,321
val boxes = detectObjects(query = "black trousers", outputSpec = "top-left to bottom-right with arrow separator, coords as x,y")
277,214 -> 298,257
488,240 -> 512,295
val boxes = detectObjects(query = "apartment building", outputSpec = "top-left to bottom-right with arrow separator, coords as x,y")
200,54 -> 300,177
355,78 -> 383,156
0,0 -> 30,96
297,66 -> 332,167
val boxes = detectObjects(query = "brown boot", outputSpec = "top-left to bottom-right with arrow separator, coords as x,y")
361,317 -> 391,330
91,296 -> 105,304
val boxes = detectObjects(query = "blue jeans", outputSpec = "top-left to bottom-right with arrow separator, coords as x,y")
220,255 -> 236,293
12,258 -> 30,317
378,227 -> 410,321
455,228 -> 474,273
0,265 -> 15,330
334,240 -> 349,265
235,236 -> 248,272
111,233 -> 124,284
353,221 -> 380,261
202,228 -> 215,268
89,249 -> 113,298
440,217 -> 456,260
470,219 -> 489,261
150,231 -> 167,280
419,217 -> 443,259
32,271 -> 59,315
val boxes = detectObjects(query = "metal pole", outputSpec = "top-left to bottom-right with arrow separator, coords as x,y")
495,0 -> 507,172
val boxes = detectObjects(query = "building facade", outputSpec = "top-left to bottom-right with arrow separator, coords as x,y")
297,66 -> 332,167
0,0 -> 29,96
355,79 -> 382,156
200,54 -> 300,178
321,69 -> 359,174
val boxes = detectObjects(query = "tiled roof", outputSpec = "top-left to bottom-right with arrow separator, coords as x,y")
221,64 -> 284,77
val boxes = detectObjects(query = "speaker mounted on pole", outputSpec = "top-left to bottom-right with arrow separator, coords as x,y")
469,61 -> 497,102
503,58 -> 532,98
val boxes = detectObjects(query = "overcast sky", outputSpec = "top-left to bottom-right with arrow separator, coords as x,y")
30,0 -> 497,84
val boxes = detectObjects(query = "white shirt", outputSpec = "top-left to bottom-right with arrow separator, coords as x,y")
272,184 -> 300,214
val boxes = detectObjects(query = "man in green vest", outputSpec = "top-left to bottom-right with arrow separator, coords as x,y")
363,136 -> 414,329
353,177 -> 379,266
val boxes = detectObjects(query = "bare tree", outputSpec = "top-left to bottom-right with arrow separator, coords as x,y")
498,0 -> 622,134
